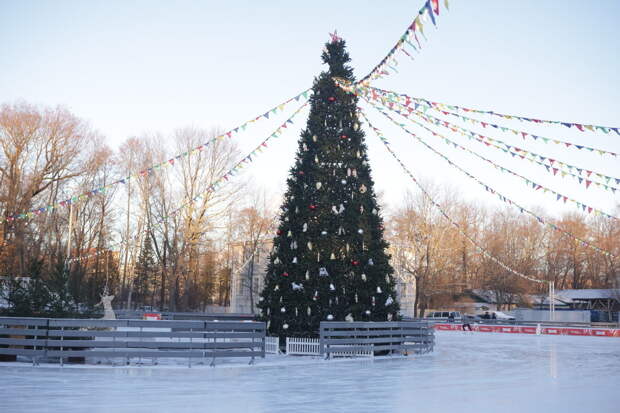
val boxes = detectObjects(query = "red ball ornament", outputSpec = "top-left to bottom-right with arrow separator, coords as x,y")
340,134 -> 348,139
276,230 -> 283,235
352,260 -> 359,266
328,96 -> 336,102
309,204 -> 317,210
298,171 -> 304,175
282,272 -> 289,277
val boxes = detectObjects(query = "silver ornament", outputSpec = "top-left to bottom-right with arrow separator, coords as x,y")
327,314 -> 334,321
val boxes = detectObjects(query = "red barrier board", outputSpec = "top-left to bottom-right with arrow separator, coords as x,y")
433,323 -> 619,338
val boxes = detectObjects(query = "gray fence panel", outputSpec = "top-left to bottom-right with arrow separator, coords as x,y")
320,321 -> 434,357
0,316 -> 266,366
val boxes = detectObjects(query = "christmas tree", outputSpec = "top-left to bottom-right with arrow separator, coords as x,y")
258,35 -> 400,337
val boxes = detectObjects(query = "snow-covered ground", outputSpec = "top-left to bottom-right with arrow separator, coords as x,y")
1,331 -> 619,413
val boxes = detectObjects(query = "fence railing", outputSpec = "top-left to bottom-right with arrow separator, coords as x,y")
0,317 -> 265,366
320,321 -> 434,358
286,337 -> 320,356
265,336 -> 279,354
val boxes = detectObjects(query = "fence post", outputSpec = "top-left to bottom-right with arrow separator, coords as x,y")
210,325 -> 217,367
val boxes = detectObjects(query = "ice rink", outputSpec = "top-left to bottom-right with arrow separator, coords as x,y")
1,330 -> 619,413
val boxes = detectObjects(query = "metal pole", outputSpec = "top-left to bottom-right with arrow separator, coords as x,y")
66,202 -> 74,259
549,281 -> 555,322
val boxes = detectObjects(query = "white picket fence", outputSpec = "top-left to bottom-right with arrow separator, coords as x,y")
286,337 -> 321,355
265,336 -> 280,354
285,337 -> 373,358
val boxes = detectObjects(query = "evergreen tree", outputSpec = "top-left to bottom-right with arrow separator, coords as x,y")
258,37 -> 399,337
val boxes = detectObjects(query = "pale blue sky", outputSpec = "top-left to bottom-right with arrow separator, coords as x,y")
1,0 -> 619,217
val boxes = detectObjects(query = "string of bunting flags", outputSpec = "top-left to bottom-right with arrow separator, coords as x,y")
365,86 -> 620,156
365,96 -> 618,221
359,109 -> 546,284
408,109 -> 620,191
367,87 -> 620,137
358,0 -> 448,85
355,98 -> 616,258
367,91 -> 620,193
1,88 -> 312,226
67,102 -> 310,263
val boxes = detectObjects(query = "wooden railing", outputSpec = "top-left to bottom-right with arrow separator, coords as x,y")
319,321 -> 434,358
0,317 -> 265,366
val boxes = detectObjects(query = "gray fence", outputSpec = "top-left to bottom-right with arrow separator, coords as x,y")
0,317 -> 265,366
319,321 -> 434,358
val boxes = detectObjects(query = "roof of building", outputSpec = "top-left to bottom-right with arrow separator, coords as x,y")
556,289 -> 620,302
469,289 -> 519,304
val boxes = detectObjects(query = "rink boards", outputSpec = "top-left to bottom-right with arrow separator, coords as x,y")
434,323 -> 620,337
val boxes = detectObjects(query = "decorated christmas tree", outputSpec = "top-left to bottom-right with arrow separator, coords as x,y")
258,35 -> 400,337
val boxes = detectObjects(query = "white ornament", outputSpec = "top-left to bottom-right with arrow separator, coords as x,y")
292,282 -> 303,291
355,293 -> 359,303
312,135 -> 317,142
274,285 -> 279,291
295,206 -> 299,213
274,257 -> 281,264
360,184 -> 367,193
345,313 -> 354,322
353,123 -> 359,131
315,155 -> 319,163
347,168 -> 351,177
352,169 -> 358,178
361,273 -> 367,281
329,283 -> 335,291
387,313 -> 393,321
358,229 -> 363,234
292,257 -> 298,264
341,179 -> 347,185
305,270 -> 310,280
327,314 -> 334,321
365,310 -> 371,315
295,307 -> 299,317
338,226 -> 345,235
287,230 -> 292,237
290,241 -> 297,249
302,223 -> 308,232
385,296 -> 394,306
303,143 -> 308,151
377,286 -> 382,294
319,267 -> 329,277
283,323 -> 289,330
321,230 -> 327,236
332,205 -> 339,214
307,242 -> 313,250
316,182 -> 322,189
368,258 -> 374,265
307,306 -> 311,315
339,204 -> 345,213
280,307 -> 286,313
330,252 -> 336,260
372,208 -> 378,215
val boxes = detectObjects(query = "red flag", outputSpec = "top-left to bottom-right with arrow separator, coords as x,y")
552,168 -> 558,175
587,207 -> 593,213
585,180 -> 592,188
431,0 -> 440,14
575,124 -> 584,132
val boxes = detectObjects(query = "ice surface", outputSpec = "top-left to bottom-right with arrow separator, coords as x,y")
1,331 -> 619,413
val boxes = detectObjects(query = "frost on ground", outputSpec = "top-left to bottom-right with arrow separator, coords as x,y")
0,331 -> 619,413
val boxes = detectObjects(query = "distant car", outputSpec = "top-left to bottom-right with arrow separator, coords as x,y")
427,311 -> 462,322
479,311 -> 515,320
492,311 -> 515,320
